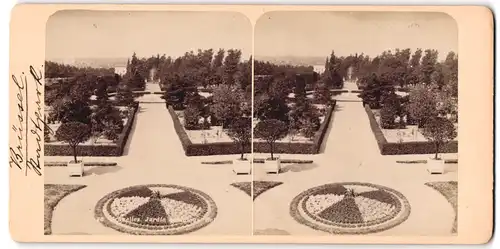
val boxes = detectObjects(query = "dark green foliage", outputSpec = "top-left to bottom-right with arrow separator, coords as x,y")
358,73 -> 395,109
183,104 -> 202,130
254,94 -> 290,123
364,104 -> 458,155
421,116 -> 457,159
254,119 -> 289,160
91,103 -> 124,142
227,117 -> 252,159
45,103 -> 139,157
55,122 -> 91,162
380,93 -> 403,129
313,81 -> 332,105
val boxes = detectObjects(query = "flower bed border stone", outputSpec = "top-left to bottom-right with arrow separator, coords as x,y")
290,182 -> 411,234
94,184 -> 218,235
45,102 -> 139,157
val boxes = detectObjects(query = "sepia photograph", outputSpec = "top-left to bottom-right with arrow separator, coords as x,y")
43,10 -> 253,236
252,11 -> 459,236
6,3 -> 495,244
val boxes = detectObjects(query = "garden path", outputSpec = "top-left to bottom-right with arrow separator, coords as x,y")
253,101 -> 457,235
47,86 -> 252,235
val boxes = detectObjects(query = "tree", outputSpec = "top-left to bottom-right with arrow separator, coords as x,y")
222,49 -> 242,86
211,84 -> 244,128
407,85 -> 438,127
227,117 -> 251,160
421,117 -> 457,159
95,77 -> 109,105
254,93 -> 290,123
289,97 -> 320,138
90,103 -> 124,142
116,83 -> 135,107
57,99 -> 92,124
323,51 -> 344,88
358,73 -> 395,109
420,49 -> 439,85
254,119 -> 288,160
55,122 -> 91,163
313,81 -> 331,105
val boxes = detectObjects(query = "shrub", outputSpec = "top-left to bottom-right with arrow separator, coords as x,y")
380,104 -> 397,129
183,105 -> 202,130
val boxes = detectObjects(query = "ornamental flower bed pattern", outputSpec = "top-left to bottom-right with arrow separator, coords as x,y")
290,182 -> 411,234
94,184 -> 217,235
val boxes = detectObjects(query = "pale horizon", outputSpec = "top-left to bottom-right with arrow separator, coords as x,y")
46,10 -> 252,63
255,11 -> 458,61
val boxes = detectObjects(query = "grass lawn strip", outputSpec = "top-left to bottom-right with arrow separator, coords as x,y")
44,184 -> 87,235
230,181 -> 284,200
425,181 -> 458,233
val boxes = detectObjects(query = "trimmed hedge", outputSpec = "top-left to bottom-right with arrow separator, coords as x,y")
364,104 -> 458,155
168,101 -> 336,156
45,103 -> 139,157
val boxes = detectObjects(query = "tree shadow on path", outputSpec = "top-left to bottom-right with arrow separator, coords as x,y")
280,163 -> 319,173
84,165 -> 122,176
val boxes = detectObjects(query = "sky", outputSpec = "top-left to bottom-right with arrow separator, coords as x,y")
254,11 -> 458,62
46,10 -> 252,61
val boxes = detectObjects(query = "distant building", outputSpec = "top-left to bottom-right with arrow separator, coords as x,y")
313,65 -> 325,75
114,66 -> 127,76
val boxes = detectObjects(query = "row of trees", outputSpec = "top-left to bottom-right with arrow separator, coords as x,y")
159,49 -> 252,130
252,61 -> 335,159
351,49 -> 458,159
45,61 -> 115,79
356,49 -> 458,127
44,59 -> 137,150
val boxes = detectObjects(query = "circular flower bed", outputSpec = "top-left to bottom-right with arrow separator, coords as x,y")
290,182 -> 411,234
95,184 -> 217,235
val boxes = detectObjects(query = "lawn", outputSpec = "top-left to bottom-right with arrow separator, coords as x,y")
425,181 -> 458,233
230,181 -> 283,200
372,109 -> 458,143
45,106 -> 133,145
44,184 -> 87,235
175,110 -> 234,144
